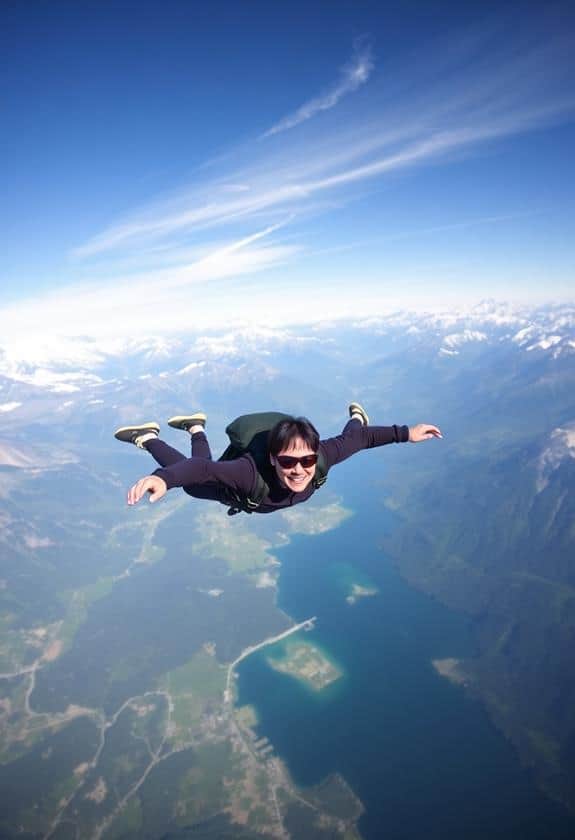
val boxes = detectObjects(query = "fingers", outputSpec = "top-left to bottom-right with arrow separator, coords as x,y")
127,476 -> 165,505
424,425 -> 443,439
148,482 -> 166,503
127,478 -> 148,505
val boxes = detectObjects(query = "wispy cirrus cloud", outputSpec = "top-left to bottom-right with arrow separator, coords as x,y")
6,18 -> 574,359
74,95 -> 573,263
70,19 -> 575,269
262,37 -> 374,139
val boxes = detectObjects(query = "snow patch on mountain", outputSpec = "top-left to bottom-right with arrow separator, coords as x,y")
176,361 -> 207,375
444,330 -> 488,348
439,330 -> 488,355
527,335 -> 562,351
511,307 -> 575,358
536,424 -> 575,492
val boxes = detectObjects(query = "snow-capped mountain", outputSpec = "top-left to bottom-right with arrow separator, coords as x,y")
1,301 -> 573,404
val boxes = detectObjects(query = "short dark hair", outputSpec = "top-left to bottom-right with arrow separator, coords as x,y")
268,416 -> 320,457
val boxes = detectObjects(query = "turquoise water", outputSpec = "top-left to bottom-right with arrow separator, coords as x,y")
237,467 -> 575,838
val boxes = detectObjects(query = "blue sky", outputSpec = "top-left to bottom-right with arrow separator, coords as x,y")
2,0 -> 575,350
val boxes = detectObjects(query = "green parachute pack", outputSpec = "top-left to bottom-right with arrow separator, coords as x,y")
219,411 -> 328,515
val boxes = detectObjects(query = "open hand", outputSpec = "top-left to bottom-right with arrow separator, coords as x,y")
408,424 -> 443,442
127,475 -> 167,505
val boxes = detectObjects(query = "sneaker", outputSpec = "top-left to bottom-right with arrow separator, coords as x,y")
348,402 -> 370,425
114,422 -> 160,448
168,412 -> 207,432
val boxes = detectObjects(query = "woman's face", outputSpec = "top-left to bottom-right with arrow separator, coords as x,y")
270,435 -> 317,494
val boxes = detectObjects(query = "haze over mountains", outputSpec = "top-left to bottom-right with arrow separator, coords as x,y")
1,300 -> 574,837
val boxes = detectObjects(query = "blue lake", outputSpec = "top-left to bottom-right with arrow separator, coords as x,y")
237,465 -> 575,838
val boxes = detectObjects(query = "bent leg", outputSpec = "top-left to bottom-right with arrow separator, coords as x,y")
144,430 -> 212,467
144,438 -> 187,468
191,431 -> 212,461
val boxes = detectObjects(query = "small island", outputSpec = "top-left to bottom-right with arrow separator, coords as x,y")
346,583 -> 378,605
267,639 -> 343,691
333,562 -> 379,606
431,657 -> 468,687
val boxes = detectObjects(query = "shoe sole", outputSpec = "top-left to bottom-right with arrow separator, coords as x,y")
348,403 -> 370,425
114,422 -> 160,443
168,413 -> 207,431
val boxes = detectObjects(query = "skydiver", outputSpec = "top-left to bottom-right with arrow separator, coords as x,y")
114,403 -> 442,515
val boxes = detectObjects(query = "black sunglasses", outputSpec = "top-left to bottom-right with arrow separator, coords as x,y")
275,453 -> 318,469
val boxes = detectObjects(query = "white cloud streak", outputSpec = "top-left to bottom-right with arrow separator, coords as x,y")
4,20 -> 574,359
74,95 -> 572,261
262,37 -> 374,138
0,222 -> 300,352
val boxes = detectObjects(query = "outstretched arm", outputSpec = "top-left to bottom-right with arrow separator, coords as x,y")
321,421 -> 442,468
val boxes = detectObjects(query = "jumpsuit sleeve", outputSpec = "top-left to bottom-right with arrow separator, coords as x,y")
320,423 -> 410,469
153,455 -> 257,497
